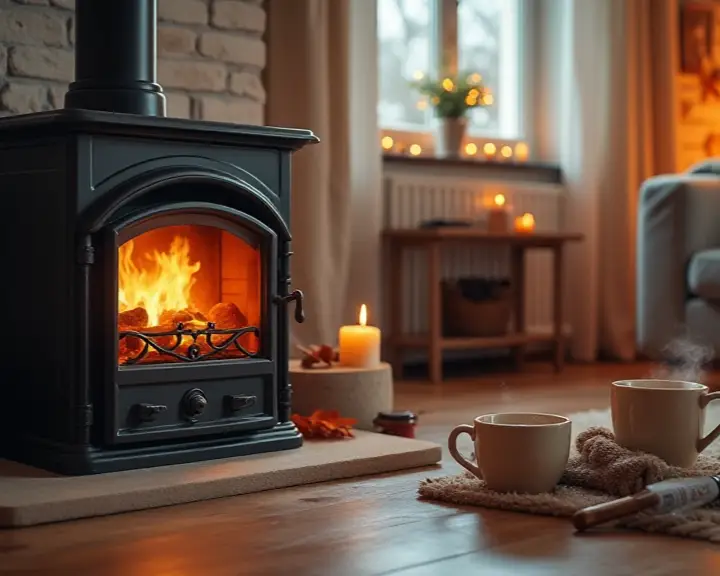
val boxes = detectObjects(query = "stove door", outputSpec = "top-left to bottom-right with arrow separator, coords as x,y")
97,203 -> 282,445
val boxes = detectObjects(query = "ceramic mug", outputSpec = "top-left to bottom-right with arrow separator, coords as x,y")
611,379 -> 720,468
447,412 -> 571,494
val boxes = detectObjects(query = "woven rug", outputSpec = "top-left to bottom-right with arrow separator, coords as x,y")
419,405 -> 720,543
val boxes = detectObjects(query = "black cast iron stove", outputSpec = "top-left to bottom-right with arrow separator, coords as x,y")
0,0 -> 316,475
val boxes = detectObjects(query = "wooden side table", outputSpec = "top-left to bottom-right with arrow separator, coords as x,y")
382,228 -> 583,384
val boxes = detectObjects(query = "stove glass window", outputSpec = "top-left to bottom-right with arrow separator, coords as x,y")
117,224 -> 261,366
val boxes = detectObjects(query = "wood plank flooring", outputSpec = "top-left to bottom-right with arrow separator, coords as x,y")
2,362 -> 720,576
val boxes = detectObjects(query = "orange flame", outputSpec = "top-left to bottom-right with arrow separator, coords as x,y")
118,236 -> 201,326
359,304 -> 368,327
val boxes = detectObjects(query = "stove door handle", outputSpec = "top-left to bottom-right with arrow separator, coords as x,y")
135,403 -> 168,423
273,290 -> 305,324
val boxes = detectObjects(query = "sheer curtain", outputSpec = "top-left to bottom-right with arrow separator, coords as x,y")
548,0 -> 678,360
265,0 -> 382,350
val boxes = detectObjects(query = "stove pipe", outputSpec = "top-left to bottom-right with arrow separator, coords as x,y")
64,0 -> 166,116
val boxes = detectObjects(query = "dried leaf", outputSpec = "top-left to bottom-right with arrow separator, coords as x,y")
291,410 -> 358,439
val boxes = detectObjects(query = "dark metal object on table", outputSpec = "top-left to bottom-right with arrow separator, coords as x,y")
373,411 -> 418,438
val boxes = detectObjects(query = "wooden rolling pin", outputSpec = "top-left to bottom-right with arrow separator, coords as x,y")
572,476 -> 720,531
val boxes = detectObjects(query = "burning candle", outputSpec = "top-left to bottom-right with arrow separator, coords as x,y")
514,212 -> 536,233
487,193 -> 510,233
338,304 -> 381,369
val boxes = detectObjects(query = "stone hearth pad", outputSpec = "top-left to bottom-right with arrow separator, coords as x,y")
0,431 -> 441,527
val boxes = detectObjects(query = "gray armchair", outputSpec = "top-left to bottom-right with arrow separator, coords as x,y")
636,160 -> 720,359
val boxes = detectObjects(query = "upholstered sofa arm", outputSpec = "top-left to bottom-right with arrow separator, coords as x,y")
636,174 -> 720,357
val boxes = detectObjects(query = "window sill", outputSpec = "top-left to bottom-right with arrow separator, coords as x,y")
382,153 -> 562,185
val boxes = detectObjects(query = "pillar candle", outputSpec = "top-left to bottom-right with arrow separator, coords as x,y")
338,304 -> 381,369
487,193 -> 509,233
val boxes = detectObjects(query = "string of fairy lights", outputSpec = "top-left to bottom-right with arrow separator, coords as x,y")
382,136 -> 530,162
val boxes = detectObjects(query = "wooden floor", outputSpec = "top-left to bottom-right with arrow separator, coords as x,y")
2,362 -> 720,575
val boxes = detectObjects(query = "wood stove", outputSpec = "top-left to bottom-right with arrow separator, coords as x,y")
0,0 -> 316,475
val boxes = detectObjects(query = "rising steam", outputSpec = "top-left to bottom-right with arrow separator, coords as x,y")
650,337 -> 715,383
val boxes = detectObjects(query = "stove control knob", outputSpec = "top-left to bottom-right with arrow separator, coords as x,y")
182,388 -> 208,422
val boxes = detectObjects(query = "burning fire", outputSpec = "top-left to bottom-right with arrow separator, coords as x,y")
118,236 -> 201,327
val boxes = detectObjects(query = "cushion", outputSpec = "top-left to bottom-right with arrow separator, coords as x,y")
687,159 -> 720,176
688,249 -> 720,300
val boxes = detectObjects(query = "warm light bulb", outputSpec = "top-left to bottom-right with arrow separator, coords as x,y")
409,144 -> 422,156
381,136 -> 394,150
465,142 -> 478,155
521,213 -> 535,227
442,78 -> 454,91
515,142 -> 529,161
500,145 -> 513,159
483,142 -> 497,156
494,193 -> 506,207
359,304 -> 367,327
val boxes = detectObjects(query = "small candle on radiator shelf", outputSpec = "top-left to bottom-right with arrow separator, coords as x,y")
338,304 -> 381,369
514,212 -> 536,233
487,193 -> 510,233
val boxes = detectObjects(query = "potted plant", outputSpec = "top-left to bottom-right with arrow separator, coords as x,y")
412,72 -> 491,158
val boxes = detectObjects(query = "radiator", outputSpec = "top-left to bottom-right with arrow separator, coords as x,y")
383,173 -> 567,337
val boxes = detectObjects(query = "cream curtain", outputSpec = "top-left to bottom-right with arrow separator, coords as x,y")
553,0 -> 678,360
266,0 -> 353,349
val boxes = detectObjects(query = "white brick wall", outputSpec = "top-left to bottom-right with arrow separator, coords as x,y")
0,0 -> 266,124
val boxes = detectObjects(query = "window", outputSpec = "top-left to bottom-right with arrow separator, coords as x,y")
378,0 -> 526,148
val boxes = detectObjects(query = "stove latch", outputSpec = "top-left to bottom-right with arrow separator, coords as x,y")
134,403 -> 167,423
273,289 -> 305,323
224,394 -> 257,415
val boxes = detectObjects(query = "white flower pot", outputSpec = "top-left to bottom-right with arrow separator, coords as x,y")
437,117 -> 467,158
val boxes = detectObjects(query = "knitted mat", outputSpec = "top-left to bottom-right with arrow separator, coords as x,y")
419,408 -> 720,544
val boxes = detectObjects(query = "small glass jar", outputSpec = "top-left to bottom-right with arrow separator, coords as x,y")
373,411 -> 418,438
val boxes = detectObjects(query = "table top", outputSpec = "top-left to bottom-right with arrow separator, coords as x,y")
382,227 -> 584,246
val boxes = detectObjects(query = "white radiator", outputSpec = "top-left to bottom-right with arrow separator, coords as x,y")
383,173 -> 567,337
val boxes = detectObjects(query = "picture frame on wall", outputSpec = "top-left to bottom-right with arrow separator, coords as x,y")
681,2 -> 717,74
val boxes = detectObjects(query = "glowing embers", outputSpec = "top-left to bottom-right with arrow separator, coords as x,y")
117,225 -> 262,365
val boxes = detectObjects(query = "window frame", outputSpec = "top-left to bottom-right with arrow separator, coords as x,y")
379,0 -> 533,159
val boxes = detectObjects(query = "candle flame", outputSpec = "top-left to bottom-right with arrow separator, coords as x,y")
359,304 -> 367,327
494,193 -> 506,207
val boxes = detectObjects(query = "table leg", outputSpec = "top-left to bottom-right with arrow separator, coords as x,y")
553,245 -> 565,372
387,240 -> 404,379
427,242 -> 443,384
511,246 -> 526,370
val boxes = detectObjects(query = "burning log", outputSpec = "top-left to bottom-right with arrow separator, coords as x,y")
159,308 -> 208,325
208,302 -> 248,328
208,302 -> 250,347
118,307 -> 148,327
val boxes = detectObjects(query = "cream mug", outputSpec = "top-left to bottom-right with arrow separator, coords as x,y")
611,379 -> 720,468
447,413 -> 571,494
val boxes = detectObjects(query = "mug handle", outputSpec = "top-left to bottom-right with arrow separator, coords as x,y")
698,392 -> 720,452
448,424 -> 481,478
